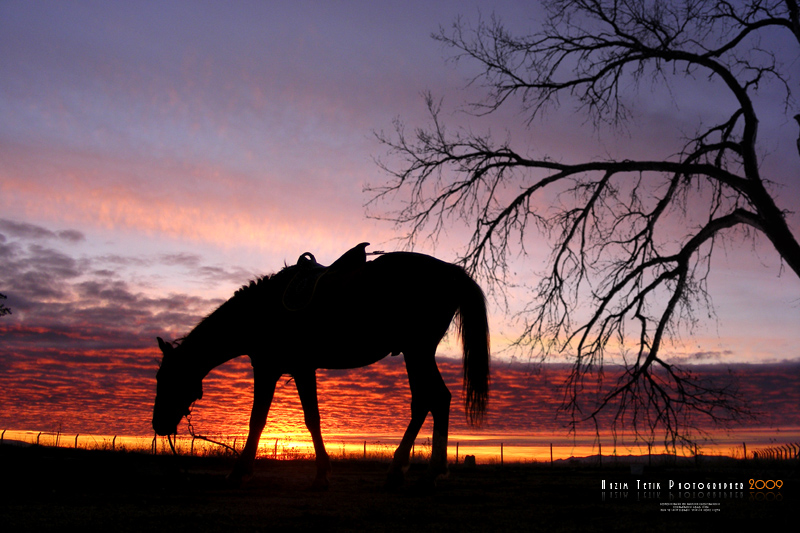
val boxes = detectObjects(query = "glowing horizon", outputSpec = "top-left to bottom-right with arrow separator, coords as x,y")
3,357 -> 799,450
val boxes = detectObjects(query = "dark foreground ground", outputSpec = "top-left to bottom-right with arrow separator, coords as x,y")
1,443 -> 796,532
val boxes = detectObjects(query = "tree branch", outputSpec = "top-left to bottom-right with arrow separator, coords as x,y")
371,0 -> 798,449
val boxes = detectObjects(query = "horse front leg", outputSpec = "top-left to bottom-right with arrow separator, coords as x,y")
228,369 -> 278,486
295,370 -> 331,491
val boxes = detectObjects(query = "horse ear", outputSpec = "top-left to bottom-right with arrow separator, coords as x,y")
157,337 -> 172,355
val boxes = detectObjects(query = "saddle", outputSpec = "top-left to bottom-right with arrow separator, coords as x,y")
281,242 -> 370,311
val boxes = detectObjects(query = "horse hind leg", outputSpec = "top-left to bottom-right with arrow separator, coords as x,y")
386,403 -> 427,490
386,350 -> 451,490
425,363 -> 451,483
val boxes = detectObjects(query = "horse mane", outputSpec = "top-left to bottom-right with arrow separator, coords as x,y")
177,265 -> 301,345
162,259 -> 314,355
233,275 -> 271,297
233,262 -> 300,297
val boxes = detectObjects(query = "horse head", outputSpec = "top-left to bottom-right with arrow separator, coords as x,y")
152,336 -> 204,436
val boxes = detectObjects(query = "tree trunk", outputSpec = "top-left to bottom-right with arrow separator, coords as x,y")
751,181 -> 800,279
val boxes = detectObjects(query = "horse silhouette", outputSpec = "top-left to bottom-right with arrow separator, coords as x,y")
152,243 -> 490,489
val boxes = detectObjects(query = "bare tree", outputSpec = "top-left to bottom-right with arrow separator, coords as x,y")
0,293 -> 10,317
371,0 -> 800,448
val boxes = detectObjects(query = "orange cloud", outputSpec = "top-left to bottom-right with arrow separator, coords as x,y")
1,160 -> 389,258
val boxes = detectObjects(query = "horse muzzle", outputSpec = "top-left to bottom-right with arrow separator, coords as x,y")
152,416 -> 179,436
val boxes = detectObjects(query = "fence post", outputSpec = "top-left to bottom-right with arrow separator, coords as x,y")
112,436 -> 116,451
363,441 -> 367,460
1,429 -> 5,443
75,434 -> 79,449
37,432 -> 41,446
456,442 -> 459,464
742,442 -> 747,460
500,443 -> 504,465
550,443 -> 553,465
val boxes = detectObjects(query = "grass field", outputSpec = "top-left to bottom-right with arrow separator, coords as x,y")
1,443 -> 795,531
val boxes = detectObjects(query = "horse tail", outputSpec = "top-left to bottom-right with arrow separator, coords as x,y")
454,269 -> 490,426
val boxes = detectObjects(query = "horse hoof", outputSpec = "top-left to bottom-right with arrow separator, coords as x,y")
383,470 -> 405,491
308,480 -> 330,492
416,476 -> 438,492
226,469 -> 252,488
225,475 -> 242,488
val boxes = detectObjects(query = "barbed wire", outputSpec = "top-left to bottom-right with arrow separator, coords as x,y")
184,402 -> 240,457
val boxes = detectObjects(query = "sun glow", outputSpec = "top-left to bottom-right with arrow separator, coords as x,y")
5,427 -> 799,465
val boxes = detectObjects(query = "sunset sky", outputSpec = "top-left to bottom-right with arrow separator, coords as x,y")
2,1 -> 799,443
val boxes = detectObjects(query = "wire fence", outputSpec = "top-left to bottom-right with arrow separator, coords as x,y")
3,429 -> 799,465
750,443 -> 800,460
0,429 -> 414,461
